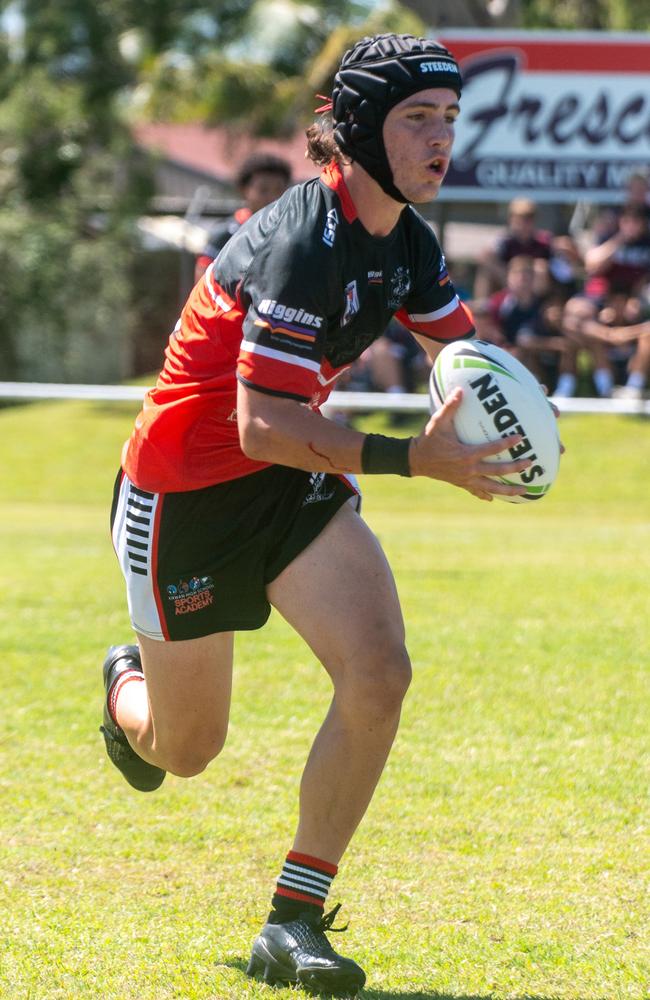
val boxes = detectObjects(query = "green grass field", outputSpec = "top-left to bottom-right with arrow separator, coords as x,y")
1,400 -> 649,1000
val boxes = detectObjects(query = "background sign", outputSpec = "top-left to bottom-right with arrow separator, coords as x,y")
437,31 -> 650,203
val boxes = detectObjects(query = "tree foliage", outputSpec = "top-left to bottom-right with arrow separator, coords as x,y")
136,1 -> 426,133
521,0 -> 650,29
0,0 -> 648,381
0,0 -> 153,381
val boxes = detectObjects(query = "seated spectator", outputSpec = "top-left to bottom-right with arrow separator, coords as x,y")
584,203 -> 650,303
612,324 -> 650,399
194,153 -> 293,282
340,318 -> 429,409
589,169 -> 650,243
486,256 -> 544,348
561,292 -> 650,398
482,256 -> 576,394
546,233 -> 584,301
474,198 -> 552,298
364,318 -> 431,396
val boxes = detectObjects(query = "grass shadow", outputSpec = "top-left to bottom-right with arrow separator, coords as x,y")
215,962 -> 605,1000
360,992 -> 599,1000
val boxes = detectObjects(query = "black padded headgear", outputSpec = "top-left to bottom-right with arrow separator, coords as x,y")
332,33 -> 462,204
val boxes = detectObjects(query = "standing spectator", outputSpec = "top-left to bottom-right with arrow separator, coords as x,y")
474,198 -> 552,298
194,153 -> 293,281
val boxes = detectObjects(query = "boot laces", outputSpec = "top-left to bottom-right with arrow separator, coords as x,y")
317,902 -> 349,934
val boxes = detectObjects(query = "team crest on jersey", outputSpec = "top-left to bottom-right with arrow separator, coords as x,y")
302,473 -> 335,506
388,266 -> 411,309
341,280 -> 360,326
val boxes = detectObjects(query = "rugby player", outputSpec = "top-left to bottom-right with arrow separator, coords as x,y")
101,33 -> 534,996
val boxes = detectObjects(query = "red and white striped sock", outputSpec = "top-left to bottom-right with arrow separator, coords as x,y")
271,850 -> 338,916
108,671 -> 144,727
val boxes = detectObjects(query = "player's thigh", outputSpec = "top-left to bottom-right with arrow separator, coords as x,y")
267,504 -> 410,706
137,630 -> 234,755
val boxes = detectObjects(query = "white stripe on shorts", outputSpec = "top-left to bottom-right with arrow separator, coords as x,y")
112,473 -> 166,641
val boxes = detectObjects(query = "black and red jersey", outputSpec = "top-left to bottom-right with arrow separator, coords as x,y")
123,162 -> 474,493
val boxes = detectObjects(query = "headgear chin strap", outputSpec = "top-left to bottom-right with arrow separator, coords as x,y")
332,33 -> 462,204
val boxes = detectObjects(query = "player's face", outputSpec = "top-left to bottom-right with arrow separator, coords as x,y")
243,171 -> 290,213
382,88 -> 459,204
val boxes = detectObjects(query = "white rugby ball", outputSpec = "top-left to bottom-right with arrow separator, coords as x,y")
429,339 -> 561,503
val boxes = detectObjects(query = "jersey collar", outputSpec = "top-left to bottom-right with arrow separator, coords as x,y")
320,161 -> 357,223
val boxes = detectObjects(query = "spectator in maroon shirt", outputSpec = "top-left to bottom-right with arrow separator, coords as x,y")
474,198 -> 552,298
480,255 -> 576,393
584,203 -> 650,302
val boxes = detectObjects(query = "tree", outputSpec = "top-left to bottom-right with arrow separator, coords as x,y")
401,0 -> 522,28
521,0 -> 650,29
135,1 -> 427,133
0,0 -> 153,381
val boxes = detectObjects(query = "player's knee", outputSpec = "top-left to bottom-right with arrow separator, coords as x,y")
156,727 -> 227,778
342,643 -> 412,720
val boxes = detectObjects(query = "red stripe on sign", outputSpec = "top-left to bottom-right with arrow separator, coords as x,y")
445,39 -> 650,74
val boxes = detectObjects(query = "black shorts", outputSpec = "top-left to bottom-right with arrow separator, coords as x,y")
111,466 -> 359,641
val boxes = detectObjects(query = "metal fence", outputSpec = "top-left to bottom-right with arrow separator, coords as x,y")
1,382 -> 649,416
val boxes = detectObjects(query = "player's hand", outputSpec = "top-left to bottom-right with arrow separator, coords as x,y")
409,388 -> 532,501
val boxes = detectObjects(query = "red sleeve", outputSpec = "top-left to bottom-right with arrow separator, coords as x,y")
396,295 -> 475,343
396,221 -> 475,343
237,305 -> 323,403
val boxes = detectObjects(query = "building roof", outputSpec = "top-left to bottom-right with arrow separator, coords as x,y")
132,122 -> 320,185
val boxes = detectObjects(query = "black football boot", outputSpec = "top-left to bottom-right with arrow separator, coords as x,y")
99,644 -> 166,792
247,903 -> 366,996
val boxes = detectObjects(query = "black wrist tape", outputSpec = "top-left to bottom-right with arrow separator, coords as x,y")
361,434 -> 412,476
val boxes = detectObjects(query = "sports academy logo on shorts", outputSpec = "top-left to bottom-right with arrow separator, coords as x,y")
166,576 -> 215,616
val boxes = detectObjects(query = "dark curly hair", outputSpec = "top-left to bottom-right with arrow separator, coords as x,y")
305,119 -> 346,167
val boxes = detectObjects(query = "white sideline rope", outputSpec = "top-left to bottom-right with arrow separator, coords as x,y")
0,382 -> 649,416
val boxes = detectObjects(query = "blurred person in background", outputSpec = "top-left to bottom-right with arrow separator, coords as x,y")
545,233 -> 584,302
482,255 -> 576,394
473,197 -> 552,298
348,316 -> 431,404
194,153 -> 293,282
589,168 -> 650,244
584,203 -> 650,304
562,292 -> 650,400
